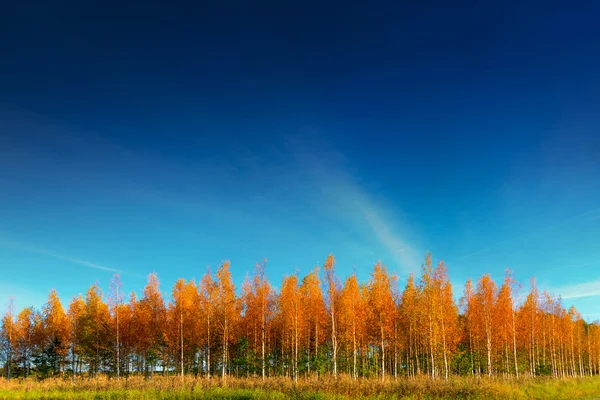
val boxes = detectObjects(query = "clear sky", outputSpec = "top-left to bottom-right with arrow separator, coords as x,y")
1,1 -> 599,319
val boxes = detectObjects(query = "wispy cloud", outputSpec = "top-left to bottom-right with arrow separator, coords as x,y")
553,277 -> 600,299
362,206 -> 419,272
0,113 -> 422,275
287,133 -> 421,273
0,237 -> 121,273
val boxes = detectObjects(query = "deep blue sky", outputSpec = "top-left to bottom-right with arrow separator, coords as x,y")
1,1 -> 599,319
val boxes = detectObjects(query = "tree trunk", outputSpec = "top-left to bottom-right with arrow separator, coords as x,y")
262,288 -> 266,381
71,337 -> 76,382
394,322 -> 398,380
512,309 -> 519,378
222,317 -> 227,378
315,322 -> 319,377
207,312 -> 211,379
262,314 -> 266,381
294,312 -> 299,382
331,300 -> 337,378
381,325 -> 385,382
116,295 -> 120,378
485,312 -> 492,377
428,313 -> 435,378
531,302 -> 536,376
180,310 -> 184,378
440,307 -> 449,380
353,318 -> 357,379
469,329 -> 474,375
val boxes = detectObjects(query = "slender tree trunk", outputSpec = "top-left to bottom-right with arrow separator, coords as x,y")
542,317 -> 546,367
116,294 -> 120,378
71,336 -> 76,382
307,333 -> 311,376
486,330 -> 492,377
381,324 -> 385,382
222,318 -> 227,378
261,285 -> 266,382
331,300 -> 337,378
180,310 -> 184,379
440,307 -> 449,380
394,323 -> 398,380
486,312 -> 492,377
588,332 -> 593,376
315,322 -> 319,377
6,348 -> 10,379
408,325 -> 413,377
531,302 -> 536,376
262,314 -> 266,381
415,324 -> 421,375
597,344 -> 600,375
571,329 -> 576,377
551,314 -> 557,378
469,329 -> 474,375
352,318 -> 357,379
505,344 -> 510,377
512,309 -> 519,378
207,313 -> 211,379
428,313 -> 435,378
294,311 -> 299,382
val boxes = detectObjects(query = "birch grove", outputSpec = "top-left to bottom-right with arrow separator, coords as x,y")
2,253 -> 599,380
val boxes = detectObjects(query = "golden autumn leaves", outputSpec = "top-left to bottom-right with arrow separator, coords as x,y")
1,253 -> 599,381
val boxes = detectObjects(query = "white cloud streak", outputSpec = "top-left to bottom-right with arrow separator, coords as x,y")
357,194 -> 420,272
288,133 -> 421,273
0,237 -> 121,273
553,278 -> 600,299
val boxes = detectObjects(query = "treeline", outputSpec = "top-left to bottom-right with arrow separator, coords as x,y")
1,253 -> 598,381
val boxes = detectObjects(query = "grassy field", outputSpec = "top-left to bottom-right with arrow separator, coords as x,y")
1,375 -> 599,399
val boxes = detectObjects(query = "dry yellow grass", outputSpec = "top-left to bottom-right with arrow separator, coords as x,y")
0,374 -> 599,399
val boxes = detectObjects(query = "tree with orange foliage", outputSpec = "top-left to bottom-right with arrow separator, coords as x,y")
41,289 -> 70,376
168,278 -> 198,378
494,270 -> 520,377
15,306 -> 35,377
540,291 -> 558,377
278,274 -> 302,380
420,253 -> 438,378
400,273 -> 420,376
241,259 -> 274,380
339,273 -> 366,379
215,261 -> 238,378
433,260 -> 457,380
118,292 -> 135,375
199,269 -> 217,378
554,298 -> 570,377
300,267 -> 326,376
136,273 -> 166,376
1,300 -> 16,379
460,278 -> 476,375
323,254 -> 339,378
568,306 -> 585,376
108,274 -> 124,377
518,278 -> 541,376
80,284 -> 111,376
474,274 -> 498,377
67,295 -> 85,378
367,261 -> 397,381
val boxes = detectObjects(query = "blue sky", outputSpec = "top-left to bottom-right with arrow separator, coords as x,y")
1,1 -> 599,319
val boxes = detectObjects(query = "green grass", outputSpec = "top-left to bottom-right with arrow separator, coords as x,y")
1,375 -> 600,399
